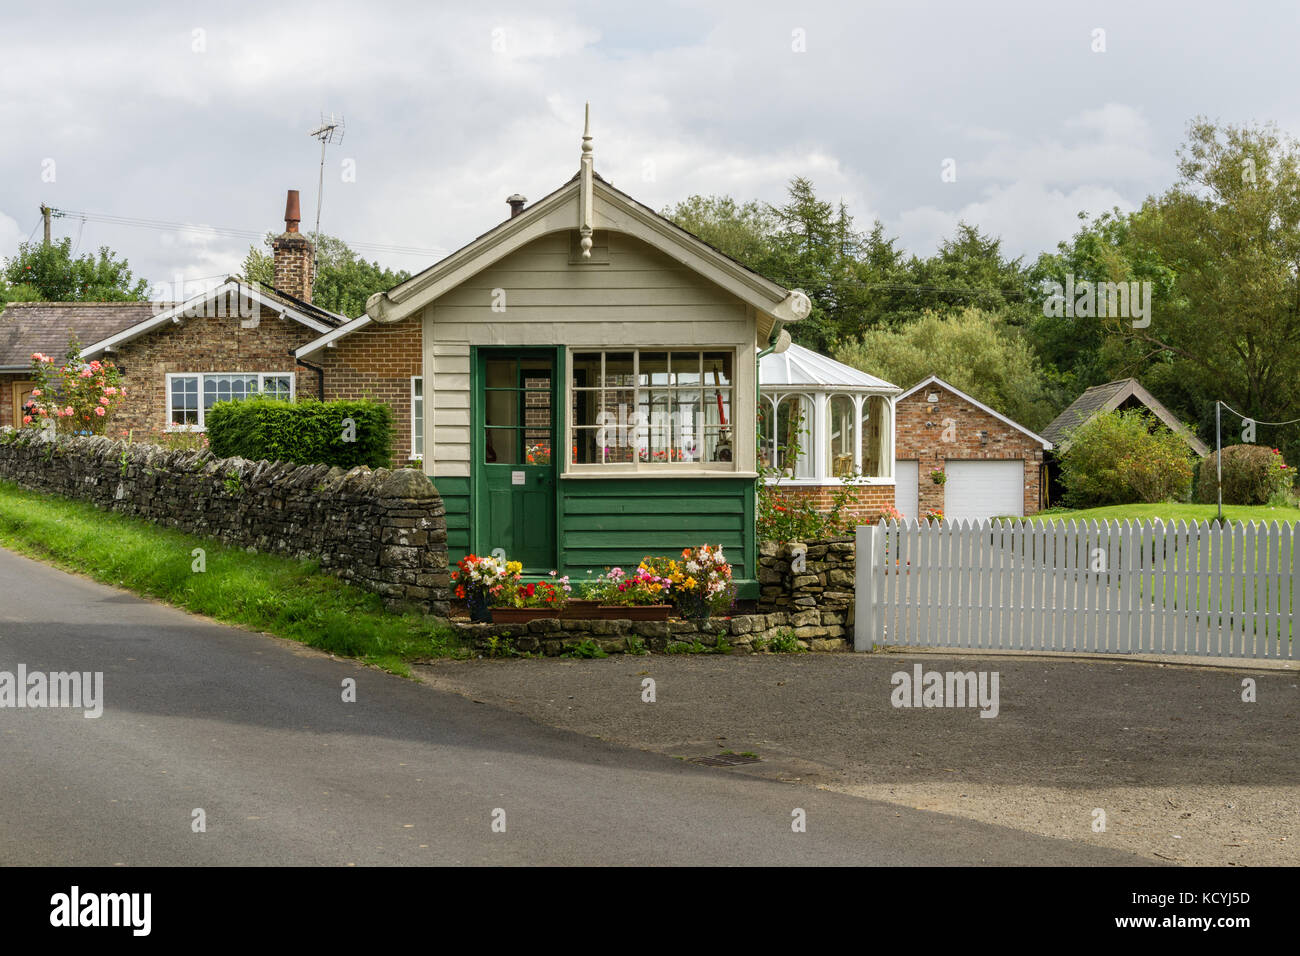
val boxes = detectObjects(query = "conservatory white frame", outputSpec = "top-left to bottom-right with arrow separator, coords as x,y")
760,389 -> 896,486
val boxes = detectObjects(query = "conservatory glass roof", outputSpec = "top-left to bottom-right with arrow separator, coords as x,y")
758,342 -> 900,392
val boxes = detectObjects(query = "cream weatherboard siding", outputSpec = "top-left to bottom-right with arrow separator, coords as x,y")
421,229 -> 757,478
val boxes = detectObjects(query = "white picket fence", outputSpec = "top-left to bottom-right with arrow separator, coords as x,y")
854,519 -> 1297,660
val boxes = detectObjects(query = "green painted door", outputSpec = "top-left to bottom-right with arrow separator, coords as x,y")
475,350 -> 557,572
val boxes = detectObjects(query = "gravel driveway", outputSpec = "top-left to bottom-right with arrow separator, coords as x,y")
415,649 -> 1299,865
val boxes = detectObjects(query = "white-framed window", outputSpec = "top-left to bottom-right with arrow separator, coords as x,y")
166,372 -> 295,430
569,349 -> 736,470
411,376 -> 424,459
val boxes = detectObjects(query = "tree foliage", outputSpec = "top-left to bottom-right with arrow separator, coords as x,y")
1,239 -> 148,305
1058,410 -> 1195,507
833,307 -> 1056,431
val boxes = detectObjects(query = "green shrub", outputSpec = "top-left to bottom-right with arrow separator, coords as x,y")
1196,444 -> 1293,506
206,397 -> 393,469
1059,410 -> 1194,507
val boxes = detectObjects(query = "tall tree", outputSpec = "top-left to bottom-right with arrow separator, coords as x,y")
1,239 -> 148,304
1124,119 -> 1300,460
834,307 -> 1057,431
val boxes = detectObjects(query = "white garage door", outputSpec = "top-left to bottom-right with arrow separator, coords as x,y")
943,460 -> 1024,522
894,460 -> 919,521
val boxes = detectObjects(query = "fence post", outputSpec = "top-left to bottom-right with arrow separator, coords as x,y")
855,522 -> 877,651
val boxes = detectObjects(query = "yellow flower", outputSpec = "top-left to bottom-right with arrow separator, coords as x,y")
506,561 -> 522,574
684,576 -> 697,590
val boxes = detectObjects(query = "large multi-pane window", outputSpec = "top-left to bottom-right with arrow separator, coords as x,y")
166,372 -> 294,429
570,350 -> 734,467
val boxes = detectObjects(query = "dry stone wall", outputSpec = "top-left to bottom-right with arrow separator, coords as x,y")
0,427 -> 449,615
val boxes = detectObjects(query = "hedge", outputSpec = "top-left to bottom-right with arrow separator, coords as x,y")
1196,444 -> 1292,505
206,398 -> 394,469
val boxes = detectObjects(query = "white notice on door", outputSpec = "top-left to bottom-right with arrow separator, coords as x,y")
511,471 -> 525,485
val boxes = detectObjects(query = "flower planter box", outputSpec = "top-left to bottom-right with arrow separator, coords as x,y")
560,599 -> 601,620
490,607 -> 562,624
596,604 -> 672,621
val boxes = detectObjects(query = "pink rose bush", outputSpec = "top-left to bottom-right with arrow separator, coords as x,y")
26,340 -> 127,436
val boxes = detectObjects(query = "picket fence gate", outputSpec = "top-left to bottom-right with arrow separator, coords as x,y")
854,519 -> 1297,660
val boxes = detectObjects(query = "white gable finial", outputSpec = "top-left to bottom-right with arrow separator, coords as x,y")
579,102 -> 594,258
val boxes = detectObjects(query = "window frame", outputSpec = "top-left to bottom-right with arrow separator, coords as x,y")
760,389 -> 897,485
564,346 -> 740,476
165,371 -> 296,432
411,375 -> 424,460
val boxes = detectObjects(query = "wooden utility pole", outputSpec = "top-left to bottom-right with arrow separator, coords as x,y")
40,205 -> 51,244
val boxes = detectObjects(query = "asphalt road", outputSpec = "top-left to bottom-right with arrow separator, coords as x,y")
0,547 -> 1152,866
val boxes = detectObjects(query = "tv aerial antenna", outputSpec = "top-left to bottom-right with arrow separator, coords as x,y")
308,112 -> 345,270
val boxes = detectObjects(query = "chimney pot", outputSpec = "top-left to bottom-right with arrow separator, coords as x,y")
507,194 -> 527,218
284,189 -> 302,233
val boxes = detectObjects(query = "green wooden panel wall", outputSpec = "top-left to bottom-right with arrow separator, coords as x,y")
431,475 -> 471,557
558,476 -> 758,599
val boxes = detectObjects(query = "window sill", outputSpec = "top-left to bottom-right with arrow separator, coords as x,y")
762,476 -> 895,486
563,469 -> 757,479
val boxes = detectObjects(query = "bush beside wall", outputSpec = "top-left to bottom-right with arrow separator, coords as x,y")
1196,444 -> 1293,505
206,397 -> 394,470
0,427 -> 449,616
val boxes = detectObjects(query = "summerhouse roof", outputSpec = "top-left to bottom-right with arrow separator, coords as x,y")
759,342 -> 900,393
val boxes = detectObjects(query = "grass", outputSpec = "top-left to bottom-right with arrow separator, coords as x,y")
1011,502 -> 1300,527
0,481 -> 463,675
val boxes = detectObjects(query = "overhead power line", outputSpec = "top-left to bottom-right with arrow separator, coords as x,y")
47,207 -> 446,260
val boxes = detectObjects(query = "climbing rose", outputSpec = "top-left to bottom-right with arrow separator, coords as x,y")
94,406 -> 106,416
22,415 -> 31,425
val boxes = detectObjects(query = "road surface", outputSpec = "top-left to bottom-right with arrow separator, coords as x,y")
0,547 -> 1150,866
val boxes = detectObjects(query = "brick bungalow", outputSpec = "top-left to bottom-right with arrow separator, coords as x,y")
0,192 -> 437,454
894,375 -> 1052,522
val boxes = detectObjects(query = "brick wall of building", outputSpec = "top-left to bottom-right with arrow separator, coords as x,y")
895,382 -> 1045,516
768,481 -> 896,521
316,318 -> 423,465
104,298 -> 320,442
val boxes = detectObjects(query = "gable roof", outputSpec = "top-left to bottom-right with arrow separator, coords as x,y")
1041,378 -> 1210,456
759,342 -> 899,392
0,301 -> 172,370
79,279 -> 344,358
897,374 -> 1052,449
363,175 -> 807,330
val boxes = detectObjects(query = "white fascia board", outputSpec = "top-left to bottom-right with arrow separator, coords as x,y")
295,314 -> 373,359
83,280 -> 334,358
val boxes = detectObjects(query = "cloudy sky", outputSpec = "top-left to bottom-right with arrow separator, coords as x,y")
3,0 -> 1298,302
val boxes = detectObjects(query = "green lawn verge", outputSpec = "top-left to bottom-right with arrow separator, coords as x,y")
0,480 -> 463,675
1012,503 -> 1300,527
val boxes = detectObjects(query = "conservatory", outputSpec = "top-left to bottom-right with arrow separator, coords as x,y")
758,343 -> 900,516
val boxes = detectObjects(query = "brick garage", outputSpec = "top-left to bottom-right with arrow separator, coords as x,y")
313,317 -> 423,465
894,375 -> 1051,521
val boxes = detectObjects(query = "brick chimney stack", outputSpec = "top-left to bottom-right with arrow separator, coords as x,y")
272,189 -> 314,303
